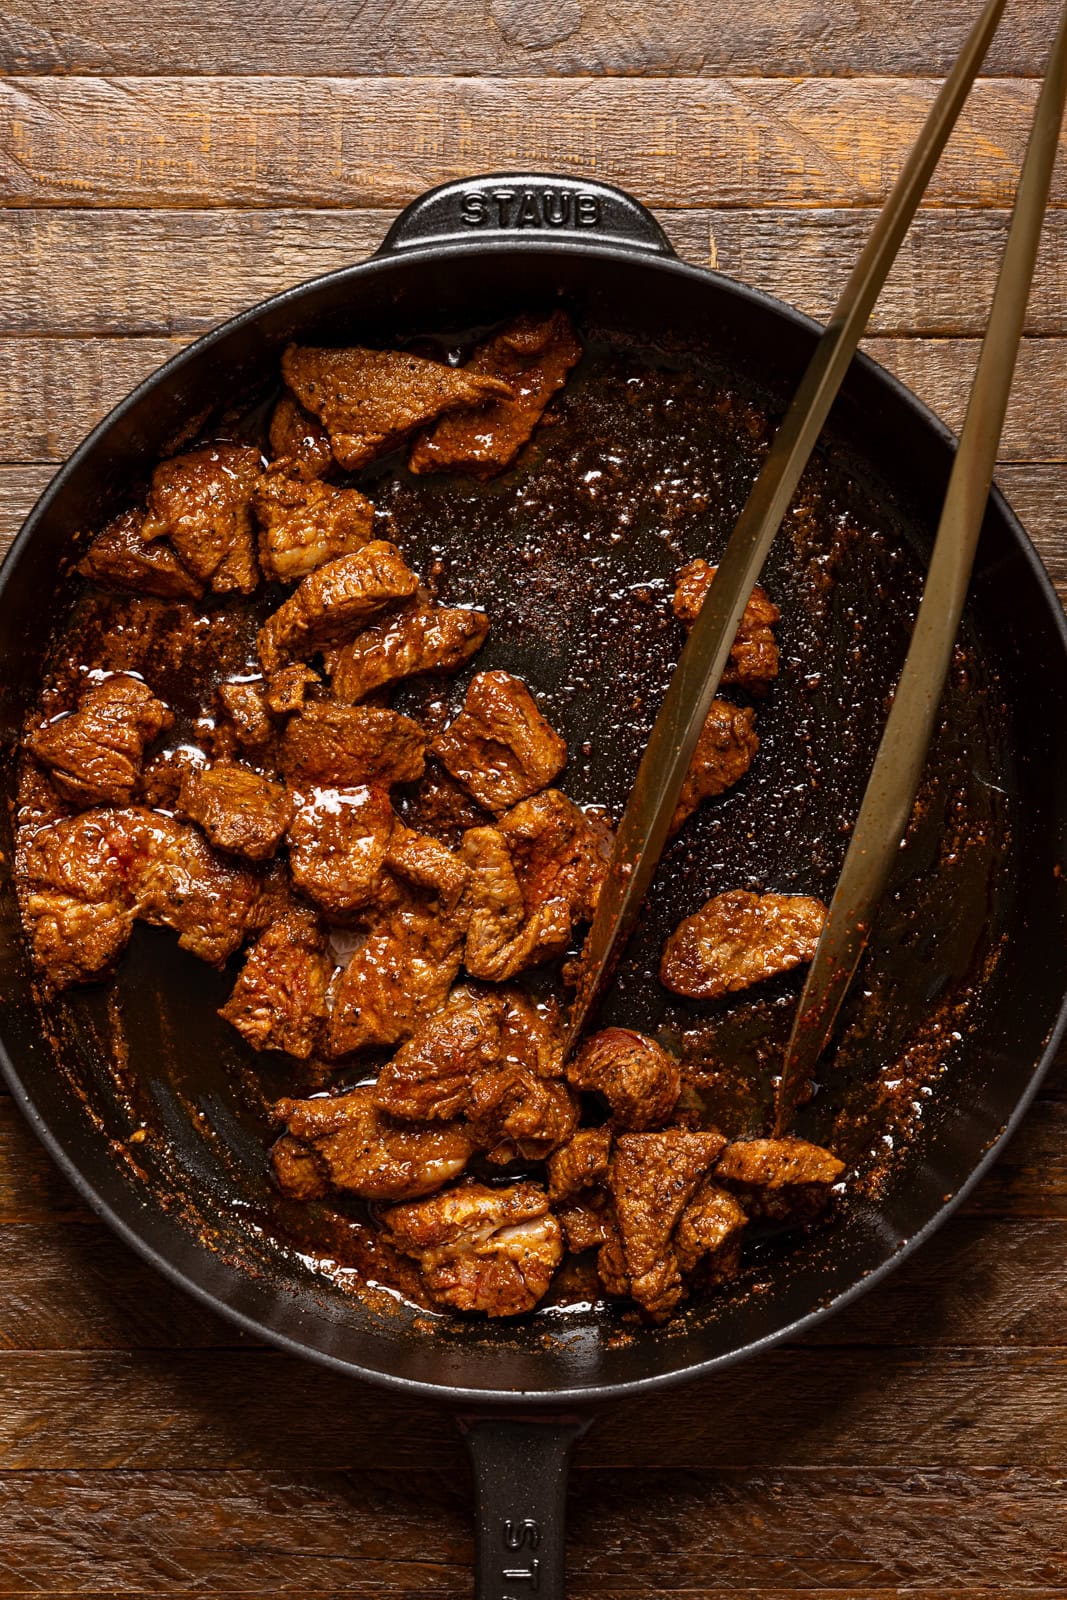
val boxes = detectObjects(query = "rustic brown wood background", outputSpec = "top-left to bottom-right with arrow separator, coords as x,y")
2,1 -> 1067,1594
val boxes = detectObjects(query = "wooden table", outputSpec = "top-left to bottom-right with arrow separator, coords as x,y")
1,2 -> 1065,1594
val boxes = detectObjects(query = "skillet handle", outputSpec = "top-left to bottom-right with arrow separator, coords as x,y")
458,1413 -> 591,1600
376,173 -> 675,258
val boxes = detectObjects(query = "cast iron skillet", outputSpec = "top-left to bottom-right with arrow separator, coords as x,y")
2,174 -> 1067,1597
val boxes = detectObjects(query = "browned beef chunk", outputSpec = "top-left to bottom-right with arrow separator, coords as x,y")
18,807 -> 264,987
141,443 -> 263,595
432,671 -> 566,814
373,984 -> 572,1163
461,825 -> 572,980
382,1180 -> 563,1317
547,1126 -> 613,1254
268,392 -> 334,477
716,1137 -> 844,1221
566,1028 -> 681,1131
672,1181 -> 748,1284
287,785 -> 396,918
672,559 -> 781,693
26,673 -> 172,807
497,789 -> 612,922
281,343 -> 514,471
279,703 -> 426,789
272,1085 -> 472,1201
409,311 -> 581,477
329,601 -> 489,704
400,760 -> 492,848
217,679 -> 274,752
265,663 -> 320,714
602,1129 -> 728,1320
660,889 -> 827,1000
139,745 -> 205,810
670,701 -> 758,833
78,508 -> 204,601
177,762 -> 294,861
257,543 -> 419,672
219,908 -> 331,1057
254,461 -> 375,584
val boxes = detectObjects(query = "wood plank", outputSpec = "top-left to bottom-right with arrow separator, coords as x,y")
0,1346 -> 1064,1470
5,207 -> 1067,338
0,1466 -> 1064,1596
2,77 -> 1066,211
3,333 -> 1067,468
0,0 -> 1059,78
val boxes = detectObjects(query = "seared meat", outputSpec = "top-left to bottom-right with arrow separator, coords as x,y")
566,1028 -> 681,1131
254,461 -> 375,583
382,1180 -> 563,1317
287,785 -> 396,918
602,1129 -> 728,1320
219,908 -> 331,1057
257,542 -> 419,671
660,889 -> 827,999
217,679 -> 274,753
329,601 -> 489,704
177,761 -> 294,860
673,1181 -> 748,1284
141,443 -> 262,595
409,311 -> 581,477
670,701 -> 758,834
18,807 -> 263,987
139,744 -> 204,810
400,760 -> 492,848
385,821 -> 470,909
26,673 -> 172,807
461,825 -> 572,980
268,392 -> 333,477
374,984 -> 569,1165
432,671 -> 566,814
281,343 -> 514,471
266,663 -> 320,714
497,789 -> 612,922
279,703 -> 426,789
78,508 -> 204,601
547,1126 -> 613,1254
716,1137 -> 844,1221
272,1085 -> 472,1201
672,559 -> 781,693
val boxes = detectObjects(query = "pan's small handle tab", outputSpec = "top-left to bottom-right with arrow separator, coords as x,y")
458,1412 -> 591,1600
376,173 -> 675,258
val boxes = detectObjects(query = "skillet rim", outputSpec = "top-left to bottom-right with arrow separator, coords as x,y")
1,235 -> 1066,1407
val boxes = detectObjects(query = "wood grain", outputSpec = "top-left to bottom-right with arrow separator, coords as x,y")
0,0 -> 1061,78
3,77 -> 1067,211
6,207 -> 1067,337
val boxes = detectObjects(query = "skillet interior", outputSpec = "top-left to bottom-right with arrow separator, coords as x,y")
1,243 -> 1066,1401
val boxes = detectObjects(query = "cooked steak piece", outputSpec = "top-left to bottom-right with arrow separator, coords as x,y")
268,392 -> 334,477
672,1181 -> 748,1283
497,789 -> 612,922
670,701 -> 758,834
601,1129 -> 728,1320
26,673 -> 172,807
217,679 -> 274,752
272,1085 -> 472,1201
219,908 -> 331,1057
672,558 -> 781,693
385,821 -> 470,910
141,443 -> 263,595
468,1063 -> 579,1165
18,807 -> 264,987
78,508 -> 204,601
254,461 -> 375,584
660,889 -> 827,999
265,663 -> 320,714
281,343 -> 514,471
399,759 -> 492,848
382,1180 -> 563,1317
409,310 -> 581,477
716,1137 -> 845,1221
139,744 -> 205,810
257,543 -> 419,671
432,671 -> 566,814
177,761 -> 294,860
279,703 -> 426,789
461,825 -> 572,981
547,1126 -> 613,1253
287,785 -> 396,918
566,1028 -> 681,1131
329,601 -> 489,704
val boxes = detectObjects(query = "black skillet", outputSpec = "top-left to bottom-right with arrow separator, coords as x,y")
2,174 -> 1066,1597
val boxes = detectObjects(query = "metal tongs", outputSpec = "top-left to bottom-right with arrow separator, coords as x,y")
568,0 -> 1067,1132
